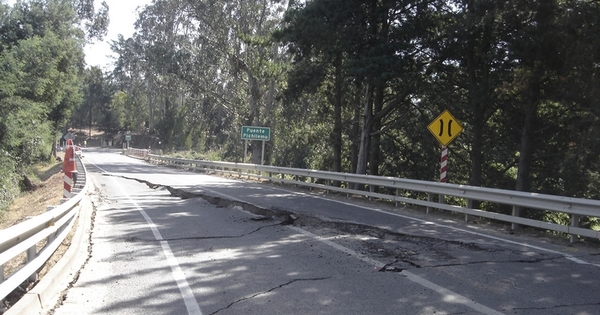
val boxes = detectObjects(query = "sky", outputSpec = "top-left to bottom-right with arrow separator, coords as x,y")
84,0 -> 153,69
5,0 -> 153,69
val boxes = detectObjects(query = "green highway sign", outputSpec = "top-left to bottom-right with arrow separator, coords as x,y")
241,126 -> 270,141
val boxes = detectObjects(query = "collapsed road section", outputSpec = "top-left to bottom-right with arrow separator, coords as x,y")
112,174 -> 567,276
52,152 -> 600,315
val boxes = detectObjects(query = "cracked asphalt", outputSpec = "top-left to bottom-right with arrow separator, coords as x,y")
50,149 -> 600,315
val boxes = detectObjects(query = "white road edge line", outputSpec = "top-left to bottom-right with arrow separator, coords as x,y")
288,226 -> 506,315
105,172 -> 203,315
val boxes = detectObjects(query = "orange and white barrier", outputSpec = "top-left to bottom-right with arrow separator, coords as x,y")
62,139 -> 77,198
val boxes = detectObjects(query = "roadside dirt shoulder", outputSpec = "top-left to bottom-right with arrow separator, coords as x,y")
1,156 -> 77,312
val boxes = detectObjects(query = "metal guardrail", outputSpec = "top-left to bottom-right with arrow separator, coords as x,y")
125,149 -> 600,242
0,155 -> 89,302
127,148 -> 149,159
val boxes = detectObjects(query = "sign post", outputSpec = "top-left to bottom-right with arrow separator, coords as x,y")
440,146 -> 448,183
241,126 -> 270,164
125,133 -> 132,149
427,110 -> 463,209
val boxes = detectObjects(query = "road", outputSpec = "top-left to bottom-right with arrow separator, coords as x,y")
51,149 -> 600,315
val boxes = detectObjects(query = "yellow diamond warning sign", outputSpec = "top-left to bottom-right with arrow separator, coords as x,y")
427,110 -> 463,146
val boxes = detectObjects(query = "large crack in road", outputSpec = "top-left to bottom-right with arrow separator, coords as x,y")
208,277 -> 332,315
105,173 -> 562,273
84,173 -> 600,315
123,224 -> 281,243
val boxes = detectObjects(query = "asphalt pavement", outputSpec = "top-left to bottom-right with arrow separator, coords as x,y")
47,149 -> 600,315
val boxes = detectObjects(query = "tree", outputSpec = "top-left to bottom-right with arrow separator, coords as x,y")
111,0 -> 288,160
280,0 -> 440,181
277,0 -> 350,173
100,0 -> 600,217
0,0 -> 107,214
73,67 -> 113,134
499,0 -> 600,220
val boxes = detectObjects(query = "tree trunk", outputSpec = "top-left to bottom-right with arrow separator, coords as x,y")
88,98 -> 93,138
332,56 -> 343,177
466,35 -> 484,208
515,114 -> 535,194
350,87 -> 362,173
369,82 -> 384,177
263,79 -> 276,165
148,79 -> 155,133
355,82 -> 374,180
512,83 -> 540,228
469,116 -> 484,190
248,73 -> 263,165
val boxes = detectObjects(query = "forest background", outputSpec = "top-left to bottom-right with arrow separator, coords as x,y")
1,0 -> 599,228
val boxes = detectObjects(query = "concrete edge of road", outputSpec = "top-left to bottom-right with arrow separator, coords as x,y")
5,190 -> 94,315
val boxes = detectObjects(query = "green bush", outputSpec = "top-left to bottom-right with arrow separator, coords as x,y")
0,153 -> 18,217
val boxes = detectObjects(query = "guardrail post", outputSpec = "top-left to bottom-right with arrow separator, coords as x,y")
427,193 -> 434,214
570,214 -> 580,243
466,199 -> 474,222
1,263 -> 4,305
27,245 -> 38,282
47,206 -> 57,244
511,206 -> 521,230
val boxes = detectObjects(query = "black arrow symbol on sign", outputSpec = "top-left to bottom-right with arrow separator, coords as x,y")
438,119 -> 455,138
